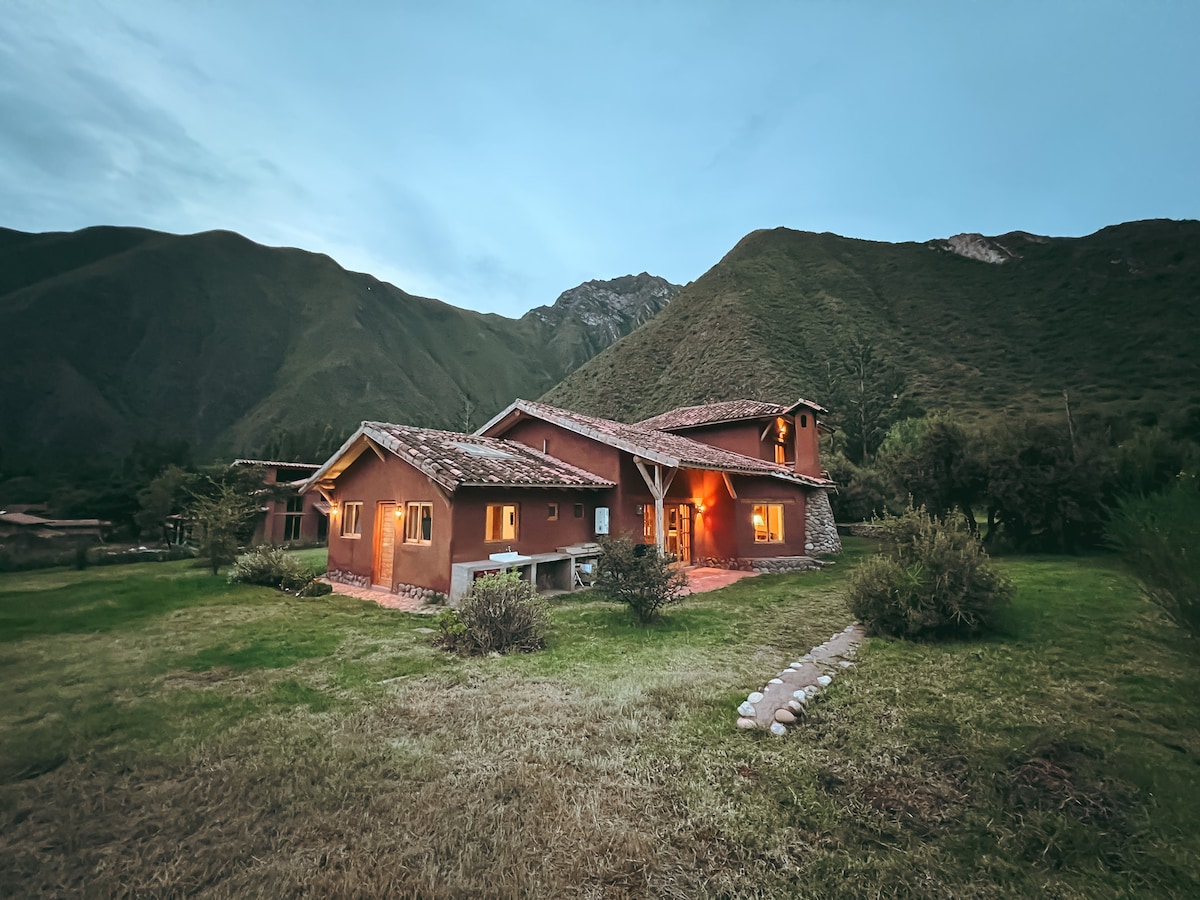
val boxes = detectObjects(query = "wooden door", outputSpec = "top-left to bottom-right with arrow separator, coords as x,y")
374,502 -> 396,587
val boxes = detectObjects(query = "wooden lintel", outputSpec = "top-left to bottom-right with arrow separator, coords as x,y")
722,472 -> 738,500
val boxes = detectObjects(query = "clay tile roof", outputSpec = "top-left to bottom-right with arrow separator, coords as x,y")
637,399 -> 790,431
483,400 -> 833,487
638,397 -> 828,431
306,422 -> 616,493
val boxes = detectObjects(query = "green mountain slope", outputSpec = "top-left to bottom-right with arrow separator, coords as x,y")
0,227 -> 676,469
544,220 -> 1200,428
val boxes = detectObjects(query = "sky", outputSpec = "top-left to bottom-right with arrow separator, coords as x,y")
2,1 -> 1198,317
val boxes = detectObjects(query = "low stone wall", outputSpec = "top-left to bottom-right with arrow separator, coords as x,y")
699,555 -> 826,573
327,568 -> 371,589
804,489 -> 842,555
393,581 -> 447,606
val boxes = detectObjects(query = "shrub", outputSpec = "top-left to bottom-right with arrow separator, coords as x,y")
850,505 -> 1012,639
594,535 -> 688,625
439,571 -> 548,655
229,545 -> 312,592
1106,475 -> 1200,638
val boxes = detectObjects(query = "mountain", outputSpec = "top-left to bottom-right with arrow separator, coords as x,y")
543,220 -> 1200,432
0,226 -> 677,471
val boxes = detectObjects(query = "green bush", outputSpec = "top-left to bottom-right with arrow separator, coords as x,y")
850,505 -> 1013,639
594,536 -> 688,625
1106,475 -> 1200,638
228,545 -> 312,592
438,571 -> 548,655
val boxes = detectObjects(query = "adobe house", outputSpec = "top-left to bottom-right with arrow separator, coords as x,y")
232,459 -> 328,546
303,399 -> 839,604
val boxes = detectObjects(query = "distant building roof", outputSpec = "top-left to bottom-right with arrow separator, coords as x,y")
233,459 -> 322,470
0,512 -> 111,528
478,399 -> 833,487
303,423 -> 616,494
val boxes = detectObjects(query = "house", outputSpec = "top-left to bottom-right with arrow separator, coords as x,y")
0,511 -> 111,541
303,398 -> 840,604
231,459 -> 328,546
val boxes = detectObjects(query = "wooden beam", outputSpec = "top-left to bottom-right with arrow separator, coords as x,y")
366,437 -> 387,462
722,472 -> 738,500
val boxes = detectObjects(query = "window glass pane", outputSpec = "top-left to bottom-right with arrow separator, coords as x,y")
752,503 -> 784,542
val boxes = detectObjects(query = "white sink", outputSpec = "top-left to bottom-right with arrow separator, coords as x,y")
488,551 -> 532,564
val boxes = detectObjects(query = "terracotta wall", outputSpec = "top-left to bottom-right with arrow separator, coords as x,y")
497,414 -> 812,562
326,452 -> 453,594
667,420 -> 776,461
450,486 -> 613,563
793,408 -> 822,478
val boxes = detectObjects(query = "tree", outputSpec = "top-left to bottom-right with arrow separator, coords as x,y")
815,333 -> 910,465
594,536 -> 689,624
979,418 -> 1112,552
878,413 -> 985,530
188,470 -> 264,574
134,464 -> 198,539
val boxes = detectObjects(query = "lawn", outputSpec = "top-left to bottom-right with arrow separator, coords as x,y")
1,542 -> 1197,898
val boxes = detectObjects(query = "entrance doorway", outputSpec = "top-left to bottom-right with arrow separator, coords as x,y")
373,502 -> 397,587
644,503 -> 692,563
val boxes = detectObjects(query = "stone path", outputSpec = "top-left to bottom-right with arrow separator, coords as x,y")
679,566 -> 761,594
323,579 -> 440,614
736,623 -> 866,735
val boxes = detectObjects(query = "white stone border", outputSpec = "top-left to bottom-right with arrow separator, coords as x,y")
736,623 -> 865,734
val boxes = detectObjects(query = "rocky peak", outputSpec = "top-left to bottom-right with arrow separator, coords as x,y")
525,273 -> 679,331
524,272 -> 681,371
933,233 -> 1023,264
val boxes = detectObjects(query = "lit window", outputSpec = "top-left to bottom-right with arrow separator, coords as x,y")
486,503 -> 518,541
341,502 -> 362,538
643,505 -> 655,541
774,443 -> 786,464
405,502 -> 432,544
548,503 -> 558,520
752,503 -> 784,543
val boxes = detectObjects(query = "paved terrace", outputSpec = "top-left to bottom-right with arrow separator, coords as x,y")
324,565 -> 761,613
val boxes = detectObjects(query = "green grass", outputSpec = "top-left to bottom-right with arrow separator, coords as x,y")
0,543 -> 1197,897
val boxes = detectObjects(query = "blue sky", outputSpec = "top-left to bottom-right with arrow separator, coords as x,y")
2,1 -> 1197,317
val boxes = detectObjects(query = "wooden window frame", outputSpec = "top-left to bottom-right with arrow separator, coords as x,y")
404,501 -> 433,545
752,503 -> 785,543
547,502 -> 558,521
485,503 -> 519,542
341,502 -> 362,538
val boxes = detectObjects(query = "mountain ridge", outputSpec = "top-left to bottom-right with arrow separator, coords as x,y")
0,226 -> 678,471
544,218 -> 1200,432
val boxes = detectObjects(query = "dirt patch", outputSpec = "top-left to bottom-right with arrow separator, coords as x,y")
1007,740 -> 1138,829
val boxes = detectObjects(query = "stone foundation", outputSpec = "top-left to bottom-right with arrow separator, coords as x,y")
392,581 -> 447,606
698,556 -> 826,573
804,489 -> 842,555
327,568 -> 371,589
327,570 -> 446,605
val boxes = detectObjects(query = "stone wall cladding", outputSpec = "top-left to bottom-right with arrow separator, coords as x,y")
393,581 -> 447,605
699,555 -> 825,573
804,489 -> 842,555
328,568 -> 371,589
327,570 -> 446,605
